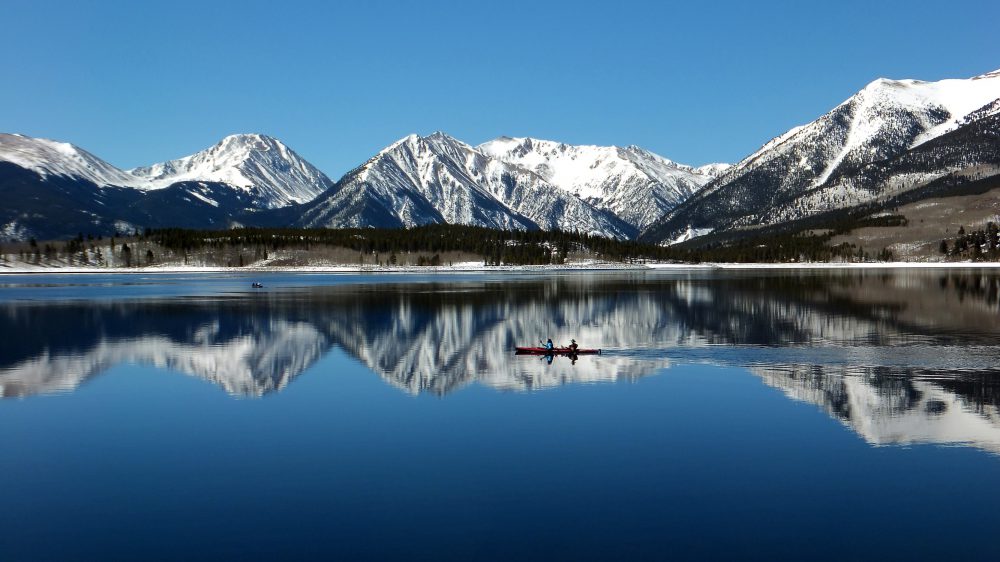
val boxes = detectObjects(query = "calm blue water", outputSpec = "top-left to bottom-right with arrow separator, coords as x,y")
2,269 -> 1000,560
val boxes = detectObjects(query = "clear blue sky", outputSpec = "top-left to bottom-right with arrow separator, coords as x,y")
4,0 -> 998,177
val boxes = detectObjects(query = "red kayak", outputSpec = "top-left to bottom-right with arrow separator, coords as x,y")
515,347 -> 601,355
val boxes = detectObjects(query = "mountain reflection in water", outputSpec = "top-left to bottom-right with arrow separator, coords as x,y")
3,269 -> 1000,452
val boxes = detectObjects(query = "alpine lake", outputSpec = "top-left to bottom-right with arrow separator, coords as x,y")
2,268 -> 1000,561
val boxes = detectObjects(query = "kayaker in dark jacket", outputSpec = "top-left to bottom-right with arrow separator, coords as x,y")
569,339 -> 578,352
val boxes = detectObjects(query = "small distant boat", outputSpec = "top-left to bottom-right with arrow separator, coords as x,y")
251,282 -> 264,288
515,347 -> 601,355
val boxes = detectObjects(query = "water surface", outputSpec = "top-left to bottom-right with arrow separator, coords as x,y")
2,269 -> 1000,560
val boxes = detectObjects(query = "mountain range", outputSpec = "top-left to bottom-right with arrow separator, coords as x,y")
0,133 -> 332,240
0,130 -> 714,241
293,132 -> 641,238
2,68 -> 999,249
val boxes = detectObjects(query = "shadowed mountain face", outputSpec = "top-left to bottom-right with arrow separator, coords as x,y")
4,270 -> 1000,452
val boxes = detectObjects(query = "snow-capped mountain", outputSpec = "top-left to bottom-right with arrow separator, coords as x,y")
641,69 -> 1000,243
0,132 -> 335,240
693,163 -> 732,178
7,67 -> 999,245
296,132 -> 635,238
0,133 -> 146,188
478,136 -> 715,229
762,101 -> 1000,233
130,133 -> 332,208
0,133 -> 332,208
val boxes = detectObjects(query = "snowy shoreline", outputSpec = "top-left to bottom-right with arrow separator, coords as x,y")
2,260 -> 1000,275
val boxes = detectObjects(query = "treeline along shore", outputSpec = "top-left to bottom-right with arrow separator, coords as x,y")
0,218 -> 989,269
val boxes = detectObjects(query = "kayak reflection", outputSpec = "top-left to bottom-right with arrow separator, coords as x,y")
515,346 -> 602,366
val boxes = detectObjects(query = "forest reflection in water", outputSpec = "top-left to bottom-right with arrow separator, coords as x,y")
3,268 -> 1000,452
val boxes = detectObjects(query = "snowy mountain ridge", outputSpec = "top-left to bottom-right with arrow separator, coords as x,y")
724,69 -> 1000,184
130,134 -> 332,208
478,136 -> 716,229
0,133 -> 147,188
296,132 -> 636,238
641,68 -> 1000,243
6,66 -> 998,244
811,70 -> 1000,186
693,163 -> 732,178
0,133 -> 332,209
1,131 -> 701,238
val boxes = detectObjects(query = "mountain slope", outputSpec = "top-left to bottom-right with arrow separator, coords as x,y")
641,69 -> 1000,243
0,133 -> 331,239
0,133 -> 145,188
0,161 -> 135,240
478,136 -> 714,229
294,133 -> 635,238
130,133 -> 332,208
779,106 -> 1000,222
0,160 -> 263,240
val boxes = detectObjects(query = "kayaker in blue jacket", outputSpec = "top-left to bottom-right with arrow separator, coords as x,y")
544,338 -> 554,351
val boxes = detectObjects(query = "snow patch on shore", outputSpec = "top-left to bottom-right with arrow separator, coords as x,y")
3,259 -> 999,275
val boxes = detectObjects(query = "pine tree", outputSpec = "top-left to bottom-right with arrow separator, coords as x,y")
121,243 -> 132,267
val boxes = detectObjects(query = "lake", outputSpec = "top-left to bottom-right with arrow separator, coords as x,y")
2,268 -> 999,560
